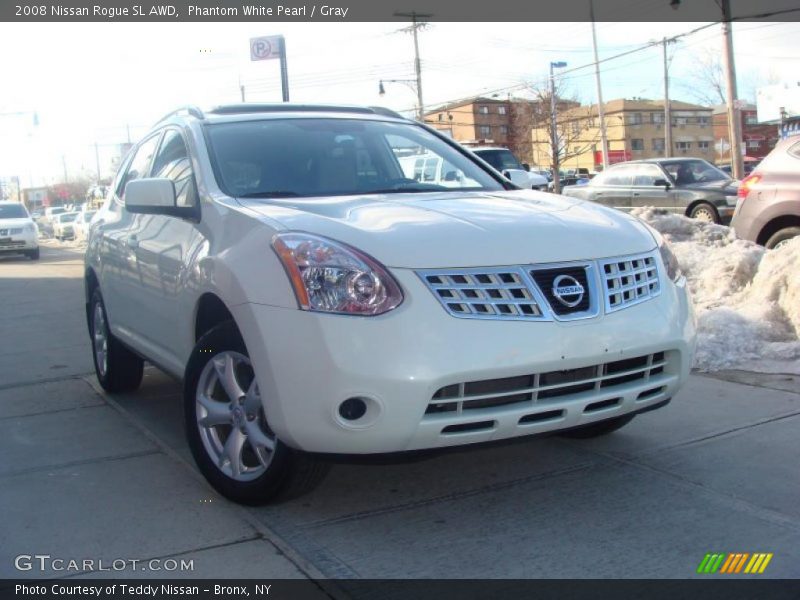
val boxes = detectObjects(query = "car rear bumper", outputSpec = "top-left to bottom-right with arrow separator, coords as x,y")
232,269 -> 696,455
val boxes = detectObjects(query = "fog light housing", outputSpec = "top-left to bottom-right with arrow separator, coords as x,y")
339,397 -> 368,421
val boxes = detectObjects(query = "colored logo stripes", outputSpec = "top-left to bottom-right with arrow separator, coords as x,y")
697,553 -> 773,574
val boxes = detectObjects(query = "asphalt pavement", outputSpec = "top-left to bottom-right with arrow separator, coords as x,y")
1,242 -> 799,584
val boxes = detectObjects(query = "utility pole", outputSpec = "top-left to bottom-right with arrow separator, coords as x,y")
394,11 -> 431,121
589,0 -> 609,169
721,0 -> 744,179
94,143 -> 101,183
240,84 -> 246,102
662,37 -> 673,158
61,155 -> 68,183
549,61 -> 568,193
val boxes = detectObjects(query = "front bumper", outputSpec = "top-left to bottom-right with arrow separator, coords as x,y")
232,270 -> 696,454
0,230 -> 38,252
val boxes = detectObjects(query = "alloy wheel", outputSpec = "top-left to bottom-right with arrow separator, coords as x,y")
195,351 -> 276,481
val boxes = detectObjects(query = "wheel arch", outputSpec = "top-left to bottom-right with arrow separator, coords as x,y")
756,214 -> 800,247
194,292 -> 239,342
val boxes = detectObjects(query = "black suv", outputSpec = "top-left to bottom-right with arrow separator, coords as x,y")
562,158 -> 738,223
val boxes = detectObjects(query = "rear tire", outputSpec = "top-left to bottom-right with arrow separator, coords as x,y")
184,321 -> 329,505
765,226 -> 800,250
89,288 -> 144,393
558,414 -> 635,439
688,202 -> 720,224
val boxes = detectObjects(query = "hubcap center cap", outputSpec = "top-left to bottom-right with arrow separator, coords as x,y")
231,405 -> 245,428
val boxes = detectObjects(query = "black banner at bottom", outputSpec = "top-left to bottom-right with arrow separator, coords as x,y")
2,579 -> 800,600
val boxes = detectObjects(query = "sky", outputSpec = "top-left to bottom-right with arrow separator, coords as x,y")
0,20 -> 798,186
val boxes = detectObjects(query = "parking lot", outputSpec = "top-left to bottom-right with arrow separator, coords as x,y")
1,243 -> 799,583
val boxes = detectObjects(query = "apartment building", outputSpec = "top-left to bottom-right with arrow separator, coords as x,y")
530,98 -> 715,171
424,96 -> 578,164
425,97 -> 512,145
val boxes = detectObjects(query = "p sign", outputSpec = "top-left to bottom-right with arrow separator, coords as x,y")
250,35 -> 283,61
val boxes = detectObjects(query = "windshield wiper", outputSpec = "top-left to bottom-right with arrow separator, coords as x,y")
238,191 -> 300,198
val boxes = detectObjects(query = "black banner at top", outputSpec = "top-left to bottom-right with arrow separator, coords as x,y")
3,0 -> 800,22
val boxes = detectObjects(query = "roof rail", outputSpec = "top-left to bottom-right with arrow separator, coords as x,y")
155,105 -> 205,125
367,106 -> 406,120
207,103 -> 382,116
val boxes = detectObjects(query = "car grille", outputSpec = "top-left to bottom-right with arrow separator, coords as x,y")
418,251 -> 661,321
427,351 -> 667,414
529,265 -> 591,316
0,228 -> 23,236
598,254 -> 660,312
0,240 -> 25,247
419,268 -> 544,320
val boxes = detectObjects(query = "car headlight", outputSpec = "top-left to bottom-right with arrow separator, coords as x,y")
24,223 -> 37,234
658,241 -> 682,282
272,232 -> 403,316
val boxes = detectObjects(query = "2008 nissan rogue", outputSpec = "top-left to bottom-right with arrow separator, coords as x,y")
84,104 -> 696,504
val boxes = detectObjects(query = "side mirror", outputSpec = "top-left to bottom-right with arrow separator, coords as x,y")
654,178 -> 671,189
522,163 -> 531,172
125,178 -> 198,220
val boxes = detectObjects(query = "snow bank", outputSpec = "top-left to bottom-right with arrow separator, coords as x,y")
632,208 -> 800,374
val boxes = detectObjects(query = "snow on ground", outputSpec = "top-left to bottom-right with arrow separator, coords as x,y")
633,208 -> 800,374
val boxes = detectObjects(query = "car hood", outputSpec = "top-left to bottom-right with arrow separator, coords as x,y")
238,190 -> 656,268
0,218 -> 33,228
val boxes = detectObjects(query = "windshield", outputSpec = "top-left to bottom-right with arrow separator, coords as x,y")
473,149 -> 523,171
206,118 -> 504,199
83,211 -> 97,221
59,213 -> 79,223
662,160 -> 730,184
0,204 -> 28,219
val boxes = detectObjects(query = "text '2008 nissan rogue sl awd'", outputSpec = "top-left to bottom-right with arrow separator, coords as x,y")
84,104 -> 696,504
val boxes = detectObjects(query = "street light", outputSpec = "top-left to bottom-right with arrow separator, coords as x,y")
549,61 -> 568,193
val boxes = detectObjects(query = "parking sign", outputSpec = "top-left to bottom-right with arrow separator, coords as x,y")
250,35 -> 283,61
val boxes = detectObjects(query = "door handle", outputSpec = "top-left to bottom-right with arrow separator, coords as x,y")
126,235 -> 139,249
633,192 -> 641,197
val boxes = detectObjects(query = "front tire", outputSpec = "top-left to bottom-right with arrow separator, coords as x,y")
89,288 -> 144,393
688,202 -> 720,224
27,248 -> 40,260
558,414 -> 635,439
765,226 -> 800,250
184,321 -> 328,505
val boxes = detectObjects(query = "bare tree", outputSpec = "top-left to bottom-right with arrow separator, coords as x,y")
684,50 -> 727,106
509,79 -> 598,178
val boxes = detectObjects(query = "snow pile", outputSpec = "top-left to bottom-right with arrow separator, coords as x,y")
632,208 -> 800,373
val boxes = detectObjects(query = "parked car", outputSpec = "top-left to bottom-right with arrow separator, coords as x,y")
44,206 -> 67,223
470,146 -> 549,190
398,153 -> 481,188
85,104 -> 696,504
74,210 -> 97,242
732,137 -> 800,249
0,201 -> 39,260
52,211 -> 79,240
562,158 -> 738,223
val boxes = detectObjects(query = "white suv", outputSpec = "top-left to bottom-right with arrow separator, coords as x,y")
0,201 -> 39,259
85,104 -> 696,504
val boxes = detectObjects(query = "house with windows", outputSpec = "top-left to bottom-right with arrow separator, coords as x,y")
530,98 -> 715,171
